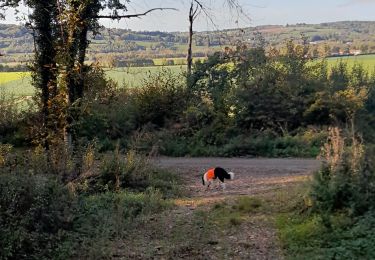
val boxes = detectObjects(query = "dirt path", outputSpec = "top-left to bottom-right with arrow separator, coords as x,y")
155,157 -> 320,199
117,158 -> 320,260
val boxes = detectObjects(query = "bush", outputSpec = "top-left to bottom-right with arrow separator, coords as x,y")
158,131 -> 324,158
0,147 -> 179,259
0,173 -> 74,259
76,147 -> 181,197
277,208 -> 375,259
0,92 -> 31,146
69,188 -> 170,258
132,69 -> 188,128
0,172 -> 173,259
310,127 -> 375,227
98,148 -> 151,191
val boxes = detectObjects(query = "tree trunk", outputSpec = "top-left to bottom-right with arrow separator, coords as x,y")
31,0 -> 58,149
187,2 -> 194,78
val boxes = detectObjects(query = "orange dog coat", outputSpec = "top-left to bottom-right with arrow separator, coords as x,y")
205,168 -> 216,181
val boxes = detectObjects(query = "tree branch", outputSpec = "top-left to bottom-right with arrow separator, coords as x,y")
192,4 -> 200,20
95,7 -> 178,19
225,0 -> 252,22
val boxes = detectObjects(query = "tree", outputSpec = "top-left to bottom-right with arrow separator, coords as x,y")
0,0 -> 176,148
187,0 -> 201,77
186,0 -> 247,82
1,0 -> 247,148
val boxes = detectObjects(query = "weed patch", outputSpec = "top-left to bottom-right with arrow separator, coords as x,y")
206,196 -> 265,228
68,188 -> 172,259
277,211 -> 375,259
275,184 -> 375,260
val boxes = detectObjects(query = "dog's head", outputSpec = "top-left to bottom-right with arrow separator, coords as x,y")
228,172 -> 235,180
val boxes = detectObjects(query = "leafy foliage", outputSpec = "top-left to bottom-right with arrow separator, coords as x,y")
0,174 -> 73,259
310,128 -> 375,223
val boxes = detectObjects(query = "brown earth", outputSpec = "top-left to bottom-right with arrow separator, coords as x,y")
155,157 -> 320,199
115,158 -> 321,260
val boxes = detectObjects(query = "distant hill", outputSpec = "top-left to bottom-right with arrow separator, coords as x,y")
1,21 -> 375,66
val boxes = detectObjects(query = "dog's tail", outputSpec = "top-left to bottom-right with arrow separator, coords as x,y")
228,172 -> 235,180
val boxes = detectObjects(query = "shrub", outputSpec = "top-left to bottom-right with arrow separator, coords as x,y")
0,173 -> 74,259
310,127 -> 375,226
98,148 -> 151,191
0,92 -> 32,146
69,188 -> 171,258
277,206 -> 375,259
0,141 -> 100,185
132,69 -> 188,127
77,147 -> 181,197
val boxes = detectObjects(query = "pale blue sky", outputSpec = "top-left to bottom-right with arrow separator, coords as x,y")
3,0 -> 375,31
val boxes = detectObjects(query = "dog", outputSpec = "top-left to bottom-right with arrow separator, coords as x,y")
202,167 -> 235,190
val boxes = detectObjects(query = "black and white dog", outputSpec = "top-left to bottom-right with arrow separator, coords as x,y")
202,167 -> 235,190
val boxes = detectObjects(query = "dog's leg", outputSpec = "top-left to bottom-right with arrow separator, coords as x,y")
215,180 -> 221,190
220,182 -> 226,190
206,180 -> 212,191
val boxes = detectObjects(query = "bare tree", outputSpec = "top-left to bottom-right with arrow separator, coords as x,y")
186,0 -> 249,79
187,0 -> 201,77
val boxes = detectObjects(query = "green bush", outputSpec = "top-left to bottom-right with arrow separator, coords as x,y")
0,173 -> 74,259
132,69 -> 188,127
159,132 -> 323,158
310,129 -> 375,225
69,188 -> 170,258
0,92 -> 32,147
277,210 -> 375,260
77,147 -> 181,197
98,149 -> 152,191
0,152 -> 179,259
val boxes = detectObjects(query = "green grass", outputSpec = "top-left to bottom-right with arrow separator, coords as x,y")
0,72 -> 33,98
327,54 -> 375,71
0,66 -> 185,97
275,185 -> 375,260
276,212 -> 375,259
0,71 -> 30,84
206,196 -> 265,228
2,54 -> 375,99
104,66 -> 185,87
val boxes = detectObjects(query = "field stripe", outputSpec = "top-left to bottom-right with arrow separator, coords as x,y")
0,72 -> 30,84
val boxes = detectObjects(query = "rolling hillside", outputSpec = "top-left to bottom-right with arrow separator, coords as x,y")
1,21 -> 375,67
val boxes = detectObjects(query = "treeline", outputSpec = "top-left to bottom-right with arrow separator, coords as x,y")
0,63 -> 28,72
53,41 -> 375,157
2,41 -> 374,157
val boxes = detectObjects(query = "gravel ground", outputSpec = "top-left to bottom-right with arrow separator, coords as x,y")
155,157 -> 320,198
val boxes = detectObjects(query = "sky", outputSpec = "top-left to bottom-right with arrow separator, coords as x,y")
3,0 -> 375,32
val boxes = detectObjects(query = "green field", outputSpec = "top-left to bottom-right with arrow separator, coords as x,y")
327,54 -> 375,70
0,66 -> 185,98
105,66 -> 185,87
0,72 -> 30,84
0,72 -> 33,98
2,54 -> 375,99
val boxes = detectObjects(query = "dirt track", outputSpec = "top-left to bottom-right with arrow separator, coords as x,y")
118,158 -> 321,260
155,157 -> 321,199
